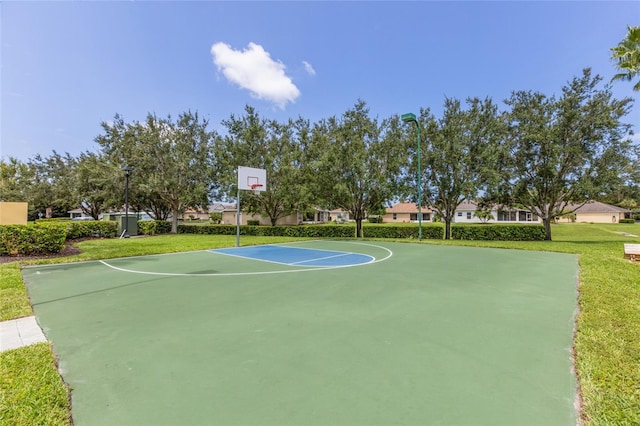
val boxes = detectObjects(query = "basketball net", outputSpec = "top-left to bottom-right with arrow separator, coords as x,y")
250,183 -> 263,195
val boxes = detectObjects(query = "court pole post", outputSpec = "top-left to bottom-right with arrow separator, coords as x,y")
401,113 -> 422,241
236,187 -> 240,247
121,165 -> 133,239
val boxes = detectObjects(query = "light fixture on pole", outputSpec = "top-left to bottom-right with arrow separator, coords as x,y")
401,113 -> 422,241
121,165 -> 133,239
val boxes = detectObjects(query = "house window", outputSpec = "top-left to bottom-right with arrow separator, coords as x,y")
423,213 -> 430,221
497,210 -> 516,221
466,212 -> 472,219
457,212 -> 462,217
410,213 -> 417,221
392,213 -> 397,220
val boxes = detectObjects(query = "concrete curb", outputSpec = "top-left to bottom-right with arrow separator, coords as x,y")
0,316 -> 48,352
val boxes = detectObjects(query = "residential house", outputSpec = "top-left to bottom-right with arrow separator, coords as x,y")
299,207 -> 344,223
382,202 -> 432,223
218,205 -> 353,226
68,208 -> 93,220
220,204 -> 300,226
454,201 -> 541,223
555,201 -> 631,223
180,203 -> 235,221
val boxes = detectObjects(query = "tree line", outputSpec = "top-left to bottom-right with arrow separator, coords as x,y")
1,69 -> 638,240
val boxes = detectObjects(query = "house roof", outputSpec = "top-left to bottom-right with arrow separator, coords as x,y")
385,202 -> 431,214
569,201 -> 630,213
456,201 -> 478,211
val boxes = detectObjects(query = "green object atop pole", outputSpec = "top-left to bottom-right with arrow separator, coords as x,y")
402,112 -> 422,240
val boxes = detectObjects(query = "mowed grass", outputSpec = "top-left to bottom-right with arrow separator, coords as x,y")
1,226 -> 639,425
0,343 -> 70,425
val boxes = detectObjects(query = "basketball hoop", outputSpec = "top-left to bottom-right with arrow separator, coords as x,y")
250,183 -> 263,194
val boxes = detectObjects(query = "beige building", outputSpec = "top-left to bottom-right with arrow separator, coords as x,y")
556,201 -> 631,223
382,202 -> 432,223
220,205 -> 299,226
219,205 -> 347,226
0,202 -> 28,225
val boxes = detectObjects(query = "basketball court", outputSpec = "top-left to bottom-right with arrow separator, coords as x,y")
23,240 -> 578,425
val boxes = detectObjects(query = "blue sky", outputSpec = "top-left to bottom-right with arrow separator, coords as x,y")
2,1 -> 639,162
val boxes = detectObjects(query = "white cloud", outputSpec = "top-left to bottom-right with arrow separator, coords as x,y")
211,42 -> 300,109
302,60 -> 316,76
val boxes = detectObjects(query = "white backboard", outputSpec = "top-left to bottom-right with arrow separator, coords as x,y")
238,166 -> 267,191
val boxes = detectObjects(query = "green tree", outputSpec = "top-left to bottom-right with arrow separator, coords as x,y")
311,100 -> 407,237
215,106 -> 310,226
0,158 -> 29,201
74,151 -> 120,220
22,152 -> 77,219
413,98 -> 502,239
96,111 -> 217,233
500,69 -> 634,240
611,25 -> 640,91
619,198 -> 638,211
475,209 -> 494,224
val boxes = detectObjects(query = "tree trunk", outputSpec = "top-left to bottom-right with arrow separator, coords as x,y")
356,219 -> 363,238
444,219 -> 452,240
270,217 -> 277,226
171,209 -> 179,234
543,217 -> 553,241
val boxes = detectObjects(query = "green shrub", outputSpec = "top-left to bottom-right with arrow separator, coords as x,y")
0,225 -> 66,255
619,219 -> 635,224
247,220 -> 261,226
0,221 -> 118,256
34,217 -> 71,223
177,224 -> 357,238
176,223 -> 445,239
367,217 -> 383,223
451,224 -> 546,241
35,221 -> 117,240
140,220 -> 172,234
65,221 -> 118,239
363,224 -> 444,239
138,221 -> 157,235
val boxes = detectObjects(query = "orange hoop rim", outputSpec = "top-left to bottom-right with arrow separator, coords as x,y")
250,183 -> 263,190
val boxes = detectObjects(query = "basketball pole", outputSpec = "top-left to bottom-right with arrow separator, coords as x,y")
236,186 -> 241,247
236,166 -> 266,248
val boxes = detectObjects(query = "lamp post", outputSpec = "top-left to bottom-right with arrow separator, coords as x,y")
121,165 -> 133,238
401,113 -> 422,241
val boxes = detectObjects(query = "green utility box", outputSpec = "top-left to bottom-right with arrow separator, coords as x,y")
119,216 -> 138,237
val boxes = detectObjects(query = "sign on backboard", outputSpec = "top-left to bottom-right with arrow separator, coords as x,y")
237,166 -> 267,191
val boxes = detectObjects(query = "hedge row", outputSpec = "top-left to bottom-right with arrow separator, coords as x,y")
36,221 -> 119,239
0,221 -> 118,256
362,225 -> 444,239
451,224 -> 546,241
139,221 -> 545,241
174,224 -> 358,238
138,220 -> 172,235
0,225 -> 66,255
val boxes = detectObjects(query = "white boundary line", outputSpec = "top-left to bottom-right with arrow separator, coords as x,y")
98,242 -> 393,277
289,252 -> 356,265
207,249 -> 316,267
209,245 -> 375,267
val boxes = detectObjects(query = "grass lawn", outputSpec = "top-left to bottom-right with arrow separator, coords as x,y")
1,225 -> 639,425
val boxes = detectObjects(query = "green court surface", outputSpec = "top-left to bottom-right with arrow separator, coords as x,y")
23,240 -> 578,425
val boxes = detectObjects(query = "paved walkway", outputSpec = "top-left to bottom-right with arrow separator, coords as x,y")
0,316 -> 47,352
